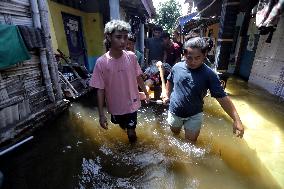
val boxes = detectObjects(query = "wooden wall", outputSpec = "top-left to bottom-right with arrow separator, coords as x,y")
0,0 -> 63,143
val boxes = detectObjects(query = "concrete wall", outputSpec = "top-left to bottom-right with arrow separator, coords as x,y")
249,15 -> 284,99
47,0 -> 104,71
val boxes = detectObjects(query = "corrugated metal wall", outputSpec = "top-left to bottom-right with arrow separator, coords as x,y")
0,1 -> 33,26
0,0 -> 50,129
249,15 -> 284,100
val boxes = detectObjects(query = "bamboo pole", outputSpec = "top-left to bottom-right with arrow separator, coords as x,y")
156,61 -> 166,98
37,0 -> 63,100
30,0 -> 55,102
0,136 -> 34,156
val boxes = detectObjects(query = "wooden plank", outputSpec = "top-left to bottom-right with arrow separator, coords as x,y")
10,0 -> 30,6
0,77 -> 22,90
1,69 -> 42,78
31,98 -> 50,113
10,15 -> 33,27
19,99 -> 31,120
0,9 -> 30,17
0,88 -> 9,101
0,96 -> 24,109
12,103 -> 20,123
2,106 -> 13,126
0,2 -> 31,16
0,108 -> 5,127
0,1 -> 30,10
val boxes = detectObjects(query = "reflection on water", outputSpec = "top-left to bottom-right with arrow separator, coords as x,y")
1,77 -> 283,189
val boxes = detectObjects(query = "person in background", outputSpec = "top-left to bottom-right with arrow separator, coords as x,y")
162,32 -> 182,67
206,31 -> 216,66
203,37 -> 215,68
126,33 -> 145,70
143,60 -> 171,93
89,20 -> 149,143
145,25 -> 164,67
173,30 -> 183,56
162,37 -> 244,143
184,29 -> 200,41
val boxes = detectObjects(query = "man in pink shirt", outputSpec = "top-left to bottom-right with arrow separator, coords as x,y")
89,20 -> 149,143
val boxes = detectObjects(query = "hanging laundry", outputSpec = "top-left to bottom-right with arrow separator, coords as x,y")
0,24 -> 31,69
256,0 -> 284,43
18,25 -> 46,50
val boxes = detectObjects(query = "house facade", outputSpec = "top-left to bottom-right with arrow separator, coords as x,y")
47,0 -> 155,73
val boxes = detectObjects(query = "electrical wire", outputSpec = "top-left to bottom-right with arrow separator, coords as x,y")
196,0 -> 217,16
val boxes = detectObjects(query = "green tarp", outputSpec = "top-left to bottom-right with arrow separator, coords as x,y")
0,24 -> 31,69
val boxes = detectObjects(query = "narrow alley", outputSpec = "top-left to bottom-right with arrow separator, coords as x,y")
1,0 -> 284,188
1,77 -> 283,189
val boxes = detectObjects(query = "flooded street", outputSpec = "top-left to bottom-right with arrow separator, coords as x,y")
1,77 -> 284,189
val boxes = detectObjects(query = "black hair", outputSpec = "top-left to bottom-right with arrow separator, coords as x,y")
128,33 -> 136,42
204,37 -> 214,52
183,37 -> 208,54
161,32 -> 171,39
153,25 -> 163,32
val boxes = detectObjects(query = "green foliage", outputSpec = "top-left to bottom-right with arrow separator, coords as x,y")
152,0 -> 182,34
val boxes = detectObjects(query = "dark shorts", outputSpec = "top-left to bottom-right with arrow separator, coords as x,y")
111,111 -> 137,129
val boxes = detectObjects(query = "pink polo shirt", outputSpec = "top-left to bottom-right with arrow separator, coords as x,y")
89,50 -> 143,115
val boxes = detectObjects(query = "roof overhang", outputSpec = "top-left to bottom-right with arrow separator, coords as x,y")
120,0 -> 155,19
182,16 -> 220,34
192,0 -> 252,17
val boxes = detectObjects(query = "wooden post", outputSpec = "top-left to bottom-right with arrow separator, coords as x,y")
30,0 -> 55,102
109,0 -> 120,20
215,0 -> 240,71
37,0 -> 63,100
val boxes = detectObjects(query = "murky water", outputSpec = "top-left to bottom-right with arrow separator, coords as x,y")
1,77 -> 283,189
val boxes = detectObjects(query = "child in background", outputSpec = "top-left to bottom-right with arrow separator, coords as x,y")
126,33 -> 145,71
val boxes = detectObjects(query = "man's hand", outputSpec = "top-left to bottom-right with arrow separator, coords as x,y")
156,61 -> 163,68
99,115 -> 108,130
216,96 -> 244,139
162,95 -> 170,104
145,93 -> 150,104
233,120 -> 244,138
139,92 -> 150,104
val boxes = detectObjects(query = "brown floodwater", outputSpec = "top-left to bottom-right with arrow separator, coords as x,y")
1,77 -> 283,189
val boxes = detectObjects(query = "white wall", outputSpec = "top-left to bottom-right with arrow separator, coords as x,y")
249,15 -> 284,99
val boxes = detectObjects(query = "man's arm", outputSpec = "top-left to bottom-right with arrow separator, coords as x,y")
97,89 -> 108,129
216,96 -> 244,138
137,75 -> 150,102
175,48 -> 181,63
163,80 -> 173,103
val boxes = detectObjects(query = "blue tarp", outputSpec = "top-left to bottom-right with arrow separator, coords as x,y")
178,12 -> 198,28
